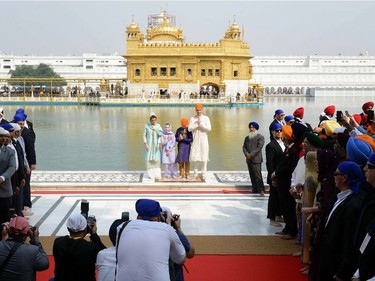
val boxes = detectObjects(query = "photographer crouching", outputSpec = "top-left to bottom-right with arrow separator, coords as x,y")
161,206 -> 195,281
0,216 -> 49,279
52,212 -> 106,281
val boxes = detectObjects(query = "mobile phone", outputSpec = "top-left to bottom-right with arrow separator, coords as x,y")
336,111 -> 343,123
367,110 -> 374,123
345,110 -> 350,116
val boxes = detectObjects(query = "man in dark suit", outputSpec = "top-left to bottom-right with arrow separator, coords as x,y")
265,123 -> 285,227
352,154 -> 375,281
243,122 -> 265,195
13,113 -> 36,213
318,161 -> 364,281
0,127 -> 16,224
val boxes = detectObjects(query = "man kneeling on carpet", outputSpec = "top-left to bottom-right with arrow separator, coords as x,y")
0,216 -> 49,280
52,213 -> 106,281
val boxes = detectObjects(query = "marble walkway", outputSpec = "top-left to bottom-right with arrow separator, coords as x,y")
27,171 -> 281,238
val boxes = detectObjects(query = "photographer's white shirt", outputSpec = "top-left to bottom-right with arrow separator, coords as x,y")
116,220 -> 186,281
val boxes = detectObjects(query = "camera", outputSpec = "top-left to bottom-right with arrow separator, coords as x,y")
30,226 -> 37,232
87,215 -> 96,228
80,199 -> 96,228
80,199 -> 89,219
9,208 -> 15,218
121,212 -> 130,221
172,214 -> 180,221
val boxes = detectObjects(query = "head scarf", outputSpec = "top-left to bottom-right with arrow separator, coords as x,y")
66,213 -> 87,232
181,118 -> 189,127
337,161 -> 364,194
346,137 -> 373,166
9,216 -> 30,235
249,122 -> 259,130
135,199 -> 161,221
282,125 -> 293,141
195,104 -> 203,110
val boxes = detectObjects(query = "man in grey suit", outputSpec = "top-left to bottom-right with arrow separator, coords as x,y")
0,127 -> 16,224
243,122 -> 265,195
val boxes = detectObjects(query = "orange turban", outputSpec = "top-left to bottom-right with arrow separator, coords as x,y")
282,125 -> 293,141
356,134 -> 375,152
195,104 -> 203,110
181,118 -> 189,126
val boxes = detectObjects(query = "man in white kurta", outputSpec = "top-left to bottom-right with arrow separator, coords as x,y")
188,104 -> 211,181
116,199 -> 186,281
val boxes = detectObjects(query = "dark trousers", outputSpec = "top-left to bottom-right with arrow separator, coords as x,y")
12,187 -> 24,217
278,180 -> 298,236
267,185 -> 282,220
247,162 -> 265,193
23,173 -> 32,208
0,196 -> 12,224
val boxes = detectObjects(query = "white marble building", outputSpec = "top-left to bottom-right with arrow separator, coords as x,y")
1,51 -> 375,96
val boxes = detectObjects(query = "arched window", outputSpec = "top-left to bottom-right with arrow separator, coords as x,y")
135,69 -> 140,76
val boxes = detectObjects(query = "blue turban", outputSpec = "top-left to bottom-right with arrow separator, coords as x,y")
0,123 -> 13,131
368,152 -> 375,166
337,161 -> 364,194
270,123 -> 282,131
346,137 -> 372,166
285,115 -> 295,123
275,109 -> 284,115
249,122 -> 259,130
13,113 -> 26,123
15,108 -> 27,120
135,199 -> 161,220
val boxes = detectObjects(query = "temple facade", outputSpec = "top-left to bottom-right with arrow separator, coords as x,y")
125,10 -> 254,97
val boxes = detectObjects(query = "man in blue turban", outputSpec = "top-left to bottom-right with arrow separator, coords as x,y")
243,121 -> 265,195
116,198 -> 186,281
318,161 -> 364,281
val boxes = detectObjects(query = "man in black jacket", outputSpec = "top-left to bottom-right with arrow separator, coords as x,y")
53,213 -> 106,281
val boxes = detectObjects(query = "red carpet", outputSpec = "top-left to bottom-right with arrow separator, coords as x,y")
38,255 -> 308,281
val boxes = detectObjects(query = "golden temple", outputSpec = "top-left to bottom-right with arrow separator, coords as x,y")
125,10 -> 260,99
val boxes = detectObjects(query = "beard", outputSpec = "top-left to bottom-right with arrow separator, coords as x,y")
248,131 -> 258,139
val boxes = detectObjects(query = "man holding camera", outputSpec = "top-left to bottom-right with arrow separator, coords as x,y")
52,213 -> 106,281
161,206 -> 195,281
116,199 -> 186,281
0,216 -> 49,280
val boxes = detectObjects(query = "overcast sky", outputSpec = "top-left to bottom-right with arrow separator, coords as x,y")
0,1 -> 374,57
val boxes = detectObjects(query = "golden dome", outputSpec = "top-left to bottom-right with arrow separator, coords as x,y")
127,16 -> 140,30
147,15 -> 183,42
230,20 -> 240,31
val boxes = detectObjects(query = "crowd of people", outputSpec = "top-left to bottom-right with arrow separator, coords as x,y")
143,103 -> 211,181
246,102 -> 375,280
1,197 -> 194,281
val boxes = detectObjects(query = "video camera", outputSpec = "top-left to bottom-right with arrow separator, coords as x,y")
80,199 -> 96,228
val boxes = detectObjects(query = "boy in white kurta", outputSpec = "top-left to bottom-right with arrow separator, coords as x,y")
188,104 -> 211,181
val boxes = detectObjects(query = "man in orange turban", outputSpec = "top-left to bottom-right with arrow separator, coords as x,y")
189,104 -> 211,181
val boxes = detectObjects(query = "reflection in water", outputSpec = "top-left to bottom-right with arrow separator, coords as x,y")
4,94 -> 375,171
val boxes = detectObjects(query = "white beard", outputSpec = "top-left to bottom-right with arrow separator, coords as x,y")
248,131 -> 258,140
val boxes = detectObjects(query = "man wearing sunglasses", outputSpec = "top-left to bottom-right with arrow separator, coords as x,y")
352,153 -> 375,281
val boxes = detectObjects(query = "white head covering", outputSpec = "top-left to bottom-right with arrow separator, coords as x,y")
10,123 -> 21,131
0,127 -> 9,135
66,213 -> 87,232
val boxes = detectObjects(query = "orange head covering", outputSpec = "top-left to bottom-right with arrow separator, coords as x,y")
282,125 -> 293,141
195,104 -> 203,110
293,107 -> 304,119
181,118 -> 189,127
356,134 -> 375,152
